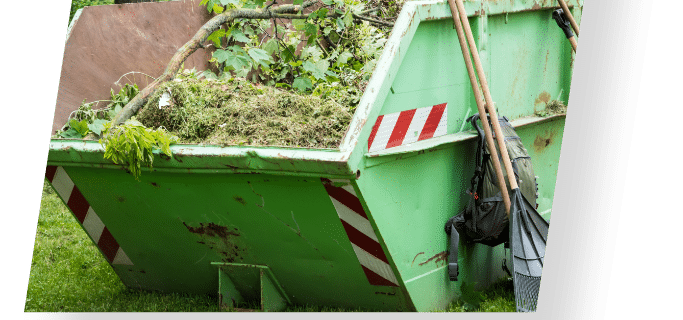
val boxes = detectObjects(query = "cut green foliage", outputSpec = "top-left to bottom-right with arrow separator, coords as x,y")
56,83 -> 141,139
99,120 -> 178,180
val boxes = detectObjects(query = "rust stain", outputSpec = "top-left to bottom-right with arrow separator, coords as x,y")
534,91 -> 552,106
419,251 -> 448,267
544,50 -> 550,74
533,130 -> 556,153
412,252 -> 425,267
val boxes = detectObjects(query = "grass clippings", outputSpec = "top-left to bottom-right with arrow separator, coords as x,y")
535,99 -> 568,117
137,77 -> 353,149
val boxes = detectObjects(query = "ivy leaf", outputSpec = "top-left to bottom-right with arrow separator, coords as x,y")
248,48 -> 273,65
230,29 -> 251,43
293,0 -> 303,5
338,51 -> 354,65
212,49 -> 232,63
207,29 -> 226,48
292,77 -> 312,92
303,60 -> 328,80
292,19 -> 307,31
88,119 -> 109,136
343,11 -> 354,28
69,119 -> 90,137
254,0 -> 265,7
263,38 -> 279,55
225,53 -> 252,71
243,25 -> 255,37
59,128 -> 82,139
321,0 -> 334,5
303,23 -> 319,40
212,4 -> 224,14
336,17 -> 345,32
281,45 -> 297,62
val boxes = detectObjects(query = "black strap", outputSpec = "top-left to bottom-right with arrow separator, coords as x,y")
552,9 -> 575,39
447,222 -> 460,281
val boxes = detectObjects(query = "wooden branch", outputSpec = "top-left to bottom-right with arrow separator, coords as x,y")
111,2 -> 320,125
110,1 -> 394,125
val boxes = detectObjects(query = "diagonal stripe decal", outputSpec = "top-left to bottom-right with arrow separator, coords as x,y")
368,103 -> 448,152
45,166 -> 133,266
322,178 -> 399,287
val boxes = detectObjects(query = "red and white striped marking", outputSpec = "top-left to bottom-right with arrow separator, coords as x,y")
368,103 -> 448,152
45,166 -> 133,266
321,178 -> 399,287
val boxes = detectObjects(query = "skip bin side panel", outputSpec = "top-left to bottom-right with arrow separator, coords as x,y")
356,143 -> 482,311
50,165 -> 410,310
489,9 -> 575,120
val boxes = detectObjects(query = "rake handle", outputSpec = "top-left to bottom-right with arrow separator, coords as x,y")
452,0 -> 519,194
568,35 -> 578,52
447,0 -> 511,214
558,0 -> 580,37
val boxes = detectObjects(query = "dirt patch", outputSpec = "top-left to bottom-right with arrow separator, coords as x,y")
533,130 -> 556,153
534,91 -> 551,106
183,221 -> 244,263
136,77 -> 353,149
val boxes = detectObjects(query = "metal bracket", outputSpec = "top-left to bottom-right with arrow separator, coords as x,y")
212,262 -> 291,312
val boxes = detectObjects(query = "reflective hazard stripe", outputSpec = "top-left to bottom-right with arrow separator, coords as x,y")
45,166 -> 133,265
368,103 -> 448,152
322,178 -> 399,287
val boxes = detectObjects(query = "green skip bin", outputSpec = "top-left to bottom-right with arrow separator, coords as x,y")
44,0 -> 582,311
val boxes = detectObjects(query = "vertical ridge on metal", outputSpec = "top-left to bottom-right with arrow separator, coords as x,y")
44,166 -> 133,266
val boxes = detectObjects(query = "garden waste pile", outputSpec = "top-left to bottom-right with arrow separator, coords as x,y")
138,75 -> 353,149
55,72 -> 354,150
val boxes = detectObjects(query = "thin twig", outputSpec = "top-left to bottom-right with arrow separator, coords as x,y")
352,14 -> 394,27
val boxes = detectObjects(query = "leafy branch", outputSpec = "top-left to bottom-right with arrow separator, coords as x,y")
110,0 -> 395,125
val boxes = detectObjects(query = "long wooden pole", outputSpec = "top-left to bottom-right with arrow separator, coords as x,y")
453,0 -> 519,193
558,0 -> 580,37
446,0 -> 510,214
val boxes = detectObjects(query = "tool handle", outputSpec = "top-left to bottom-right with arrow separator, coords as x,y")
453,0 -> 519,192
447,0 -> 511,214
558,0 -> 580,37
568,36 -> 578,52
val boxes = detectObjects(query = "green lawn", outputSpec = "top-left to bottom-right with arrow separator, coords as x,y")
24,180 -> 515,312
